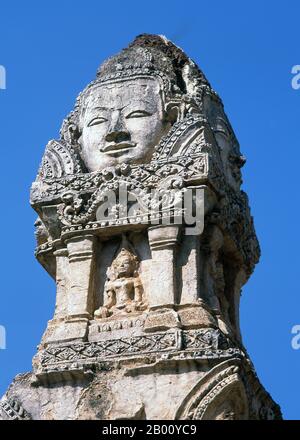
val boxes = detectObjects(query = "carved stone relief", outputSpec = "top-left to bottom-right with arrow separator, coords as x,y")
94,237 -> 147,318
0,34 -> 280,420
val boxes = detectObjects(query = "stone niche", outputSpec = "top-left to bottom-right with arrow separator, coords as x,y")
0,34 -> 281,420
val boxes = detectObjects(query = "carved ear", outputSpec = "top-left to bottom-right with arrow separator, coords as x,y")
165,101 -> 181,123
165,97 -> 200,124
68,123 -> 81,147
60,110 -> 81,146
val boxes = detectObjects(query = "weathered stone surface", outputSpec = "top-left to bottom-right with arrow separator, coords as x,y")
0,34 -> 281,420
178,303 -> 218,329
144,309 -> 181,332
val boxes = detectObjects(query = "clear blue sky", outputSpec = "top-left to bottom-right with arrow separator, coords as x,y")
0,0 -> 299,419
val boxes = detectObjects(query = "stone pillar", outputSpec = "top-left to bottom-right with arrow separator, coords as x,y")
53,247 -> 69,319
180,235 -> 201,304
148,225 -> 180,307
65,234 -> 97,320
46,234 -> 98,342
40,247 -> 70,345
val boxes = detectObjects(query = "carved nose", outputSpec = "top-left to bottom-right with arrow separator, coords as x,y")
105,129 -> 130,143
105,117 -> 130,143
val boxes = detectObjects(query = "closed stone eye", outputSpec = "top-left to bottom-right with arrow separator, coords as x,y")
88,116 -> 108,127
126,110 -> 151,119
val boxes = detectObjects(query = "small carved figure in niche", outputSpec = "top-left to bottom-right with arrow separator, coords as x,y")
94,242 -> 147,319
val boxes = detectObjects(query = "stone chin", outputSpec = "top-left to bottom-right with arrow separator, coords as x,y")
77,77 -> 172,172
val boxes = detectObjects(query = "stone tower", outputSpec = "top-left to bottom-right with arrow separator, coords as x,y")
0,35 -> 281,420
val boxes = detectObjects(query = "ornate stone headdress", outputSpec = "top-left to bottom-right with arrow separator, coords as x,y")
37,34 -> 220,180
60,33 -> 215,142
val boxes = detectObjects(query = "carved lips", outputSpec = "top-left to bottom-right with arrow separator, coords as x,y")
100,142 -> 137,155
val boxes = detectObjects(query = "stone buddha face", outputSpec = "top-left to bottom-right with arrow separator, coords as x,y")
78,77 -> 171,172
112,249 -> 137,279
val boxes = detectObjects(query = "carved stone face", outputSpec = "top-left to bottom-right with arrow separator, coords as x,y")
112,249 -> 137,278
79,77 -> 170,172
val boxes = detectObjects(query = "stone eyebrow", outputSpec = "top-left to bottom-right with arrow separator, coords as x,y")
127,99 -> 152,104
92,106 -> 110,111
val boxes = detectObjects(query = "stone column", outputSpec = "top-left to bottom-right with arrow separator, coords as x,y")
65,234 -> 97,320
40,247 -> 72,345
148,225 -> 180,307
180,235 -> 201,304
41,236 -> 98,344
53,247 -> 69,319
